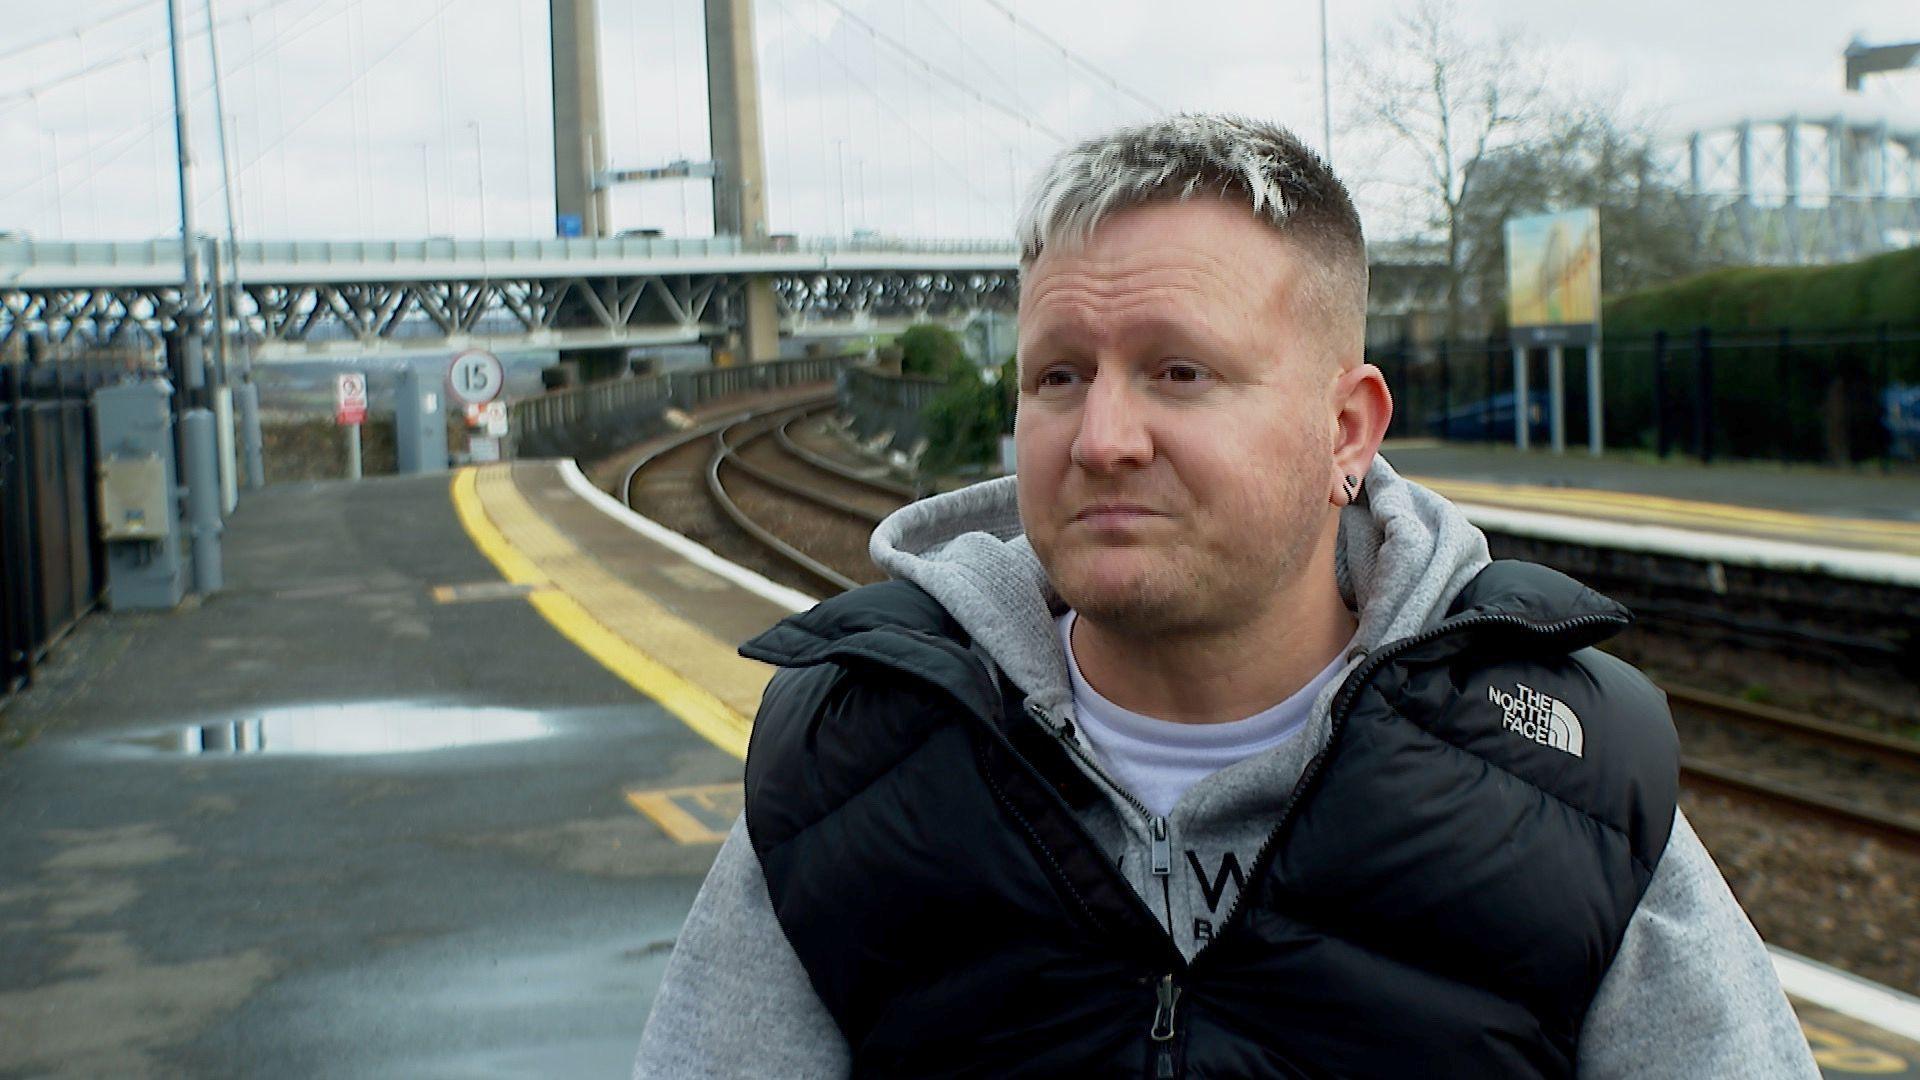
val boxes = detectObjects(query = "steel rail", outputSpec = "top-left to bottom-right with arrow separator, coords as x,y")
1680,758 -> 1920,850
1664,683 -> 1920,771
618,393 -> 837,510
707,415 -> 862,595
773,409 -> 918,500
721,418 -> 898,527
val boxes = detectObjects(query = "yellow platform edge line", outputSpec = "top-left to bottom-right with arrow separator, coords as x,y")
1410,475 -> 1920,544
449,467 -> 751,761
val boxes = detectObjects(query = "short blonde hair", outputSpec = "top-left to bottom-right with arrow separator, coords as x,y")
1017,114 -> 1368,360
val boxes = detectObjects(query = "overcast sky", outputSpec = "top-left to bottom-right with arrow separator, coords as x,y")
2,0 -> 1915,245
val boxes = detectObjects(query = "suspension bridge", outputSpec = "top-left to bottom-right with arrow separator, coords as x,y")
6,3 -> 1913,369
0,0 -> 1462,371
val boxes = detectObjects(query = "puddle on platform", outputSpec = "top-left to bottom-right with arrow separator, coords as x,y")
127,704 -> 558,756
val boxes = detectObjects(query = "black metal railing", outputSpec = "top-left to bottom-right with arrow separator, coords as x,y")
839,367 -> 949,454
1368,324 -> 1920,468
506,354 -> 862,460
2,348 -> 120,695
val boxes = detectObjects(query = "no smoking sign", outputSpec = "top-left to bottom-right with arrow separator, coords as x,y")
334,372 -> 368,426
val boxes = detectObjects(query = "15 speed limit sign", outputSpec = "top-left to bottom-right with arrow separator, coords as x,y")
446,349 -> 505,406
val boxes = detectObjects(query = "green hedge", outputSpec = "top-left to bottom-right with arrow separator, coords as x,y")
1577,247 -> 1920,462
1604,246 -> 1920,333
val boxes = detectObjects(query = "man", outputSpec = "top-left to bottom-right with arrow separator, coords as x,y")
636,115 -> 1816,1077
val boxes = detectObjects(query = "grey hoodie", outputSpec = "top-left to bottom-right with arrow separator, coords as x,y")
636,460 -> 1817,1078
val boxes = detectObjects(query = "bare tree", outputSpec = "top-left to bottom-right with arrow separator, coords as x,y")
1451,105 -> 1720,331
1341,0 -> 1544,339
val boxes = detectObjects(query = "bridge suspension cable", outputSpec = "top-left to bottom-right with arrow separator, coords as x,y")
806,0 -> 1064,142
906,0 -> 1043,123
0,0 -> 154,68
766,0 -> 1004,215
192,0 -> 464,225
0,0 -> 321,113
0,0 -> 349,214
968,0 -> 1166,115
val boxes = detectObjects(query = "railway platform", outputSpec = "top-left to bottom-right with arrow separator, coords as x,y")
1383,440 -> 1920,557
1,392 -> 1917,1076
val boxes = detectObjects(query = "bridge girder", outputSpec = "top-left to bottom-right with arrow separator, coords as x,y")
0,266 -> 1022,362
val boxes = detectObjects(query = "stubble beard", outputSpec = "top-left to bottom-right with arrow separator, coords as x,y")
1040,490 -> 1332,642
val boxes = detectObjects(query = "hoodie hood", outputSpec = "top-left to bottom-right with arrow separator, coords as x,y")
866,455 -> 1494,710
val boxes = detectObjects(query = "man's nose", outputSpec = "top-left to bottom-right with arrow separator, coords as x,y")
1071,375 -> 1152,473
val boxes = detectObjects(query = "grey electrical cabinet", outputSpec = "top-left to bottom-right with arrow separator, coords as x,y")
92,380 -> 188,610
395,365 -> 449,474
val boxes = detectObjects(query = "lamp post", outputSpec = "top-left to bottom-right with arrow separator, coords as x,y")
468,120 -> 487,241
418,142 -> 432,234
1319,0 -> 1333,167
832,138 -> 849,238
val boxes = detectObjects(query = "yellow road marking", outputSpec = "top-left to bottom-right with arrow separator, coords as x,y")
1410,475 -> 1920,555
625,791 -> 728,844
624,783 -> 742,844
449,466 -> 763,760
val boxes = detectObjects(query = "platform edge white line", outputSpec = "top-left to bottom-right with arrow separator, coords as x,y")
1458,503 -> 1920,588
1770,946 -> 1920,1041
557,458 -> 816,615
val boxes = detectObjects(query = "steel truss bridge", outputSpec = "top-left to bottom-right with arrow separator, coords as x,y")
0,237 -> 1022,361
1,236 -> 1447,362
1683,97 -> 1920,265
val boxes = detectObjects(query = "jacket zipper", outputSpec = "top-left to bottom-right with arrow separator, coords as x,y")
1149,972 -> 1181,1079
971,669 -> 1185,970
1025,700 -> 1177,926
1027,699 -> 1162,827
1195,610 -> 1628,959
751,647 -> 1188,1055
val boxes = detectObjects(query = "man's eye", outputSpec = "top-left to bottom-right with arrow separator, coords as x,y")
1159,362 -> 1210,384
1036,368 -> 1079,388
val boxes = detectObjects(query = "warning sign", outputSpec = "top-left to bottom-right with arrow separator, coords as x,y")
335,372 -> 367,426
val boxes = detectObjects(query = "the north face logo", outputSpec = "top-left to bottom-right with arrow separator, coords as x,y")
1488,682 -> 1585,758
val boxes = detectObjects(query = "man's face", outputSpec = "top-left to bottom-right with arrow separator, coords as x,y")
1015,199 -> 1342,637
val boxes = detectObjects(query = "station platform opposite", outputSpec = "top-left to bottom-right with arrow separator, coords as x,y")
1381,440 -> 1920,558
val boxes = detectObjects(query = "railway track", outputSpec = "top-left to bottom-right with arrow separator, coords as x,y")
620,400 -> 1920,850
622,397 -> 911,597
1671,687 -> 1920,850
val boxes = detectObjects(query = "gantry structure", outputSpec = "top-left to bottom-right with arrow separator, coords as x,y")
1681,40 -> 1920,265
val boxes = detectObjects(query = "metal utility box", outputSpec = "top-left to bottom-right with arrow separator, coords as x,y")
97,453 -> 170,540
395,365 -> 449,474
91,379 -> 187,610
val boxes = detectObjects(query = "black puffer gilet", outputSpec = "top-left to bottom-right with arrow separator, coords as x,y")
742,561 -> 1678,1079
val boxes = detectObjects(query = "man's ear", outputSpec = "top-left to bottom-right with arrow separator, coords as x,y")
1329,362 -> 1392,504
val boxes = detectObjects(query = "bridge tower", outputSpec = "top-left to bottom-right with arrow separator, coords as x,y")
549,0 -> 609,238
705,0 -> 780,364
548,0 -> 778,365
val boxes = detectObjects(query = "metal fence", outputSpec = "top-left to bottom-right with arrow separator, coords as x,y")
508,354 -> 861,460
1370,324 -> 1920,467
2,354 -> 117,694
839,366 -> 950,454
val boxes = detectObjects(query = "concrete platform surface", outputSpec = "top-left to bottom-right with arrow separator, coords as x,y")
0,469 -> 757,1078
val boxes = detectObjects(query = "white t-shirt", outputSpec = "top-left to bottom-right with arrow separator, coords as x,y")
1058,611 -> 1349,818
